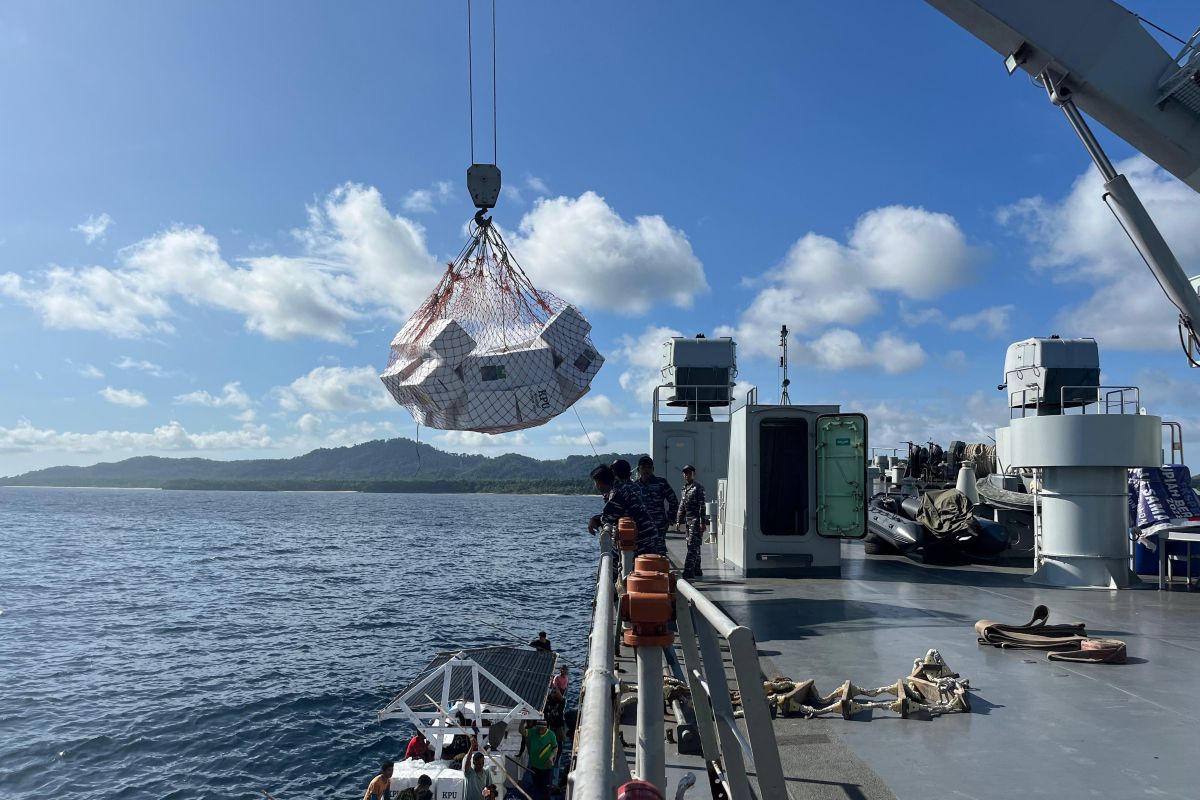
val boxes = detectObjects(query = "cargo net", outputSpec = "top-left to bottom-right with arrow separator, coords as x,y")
381,218 -> 604,434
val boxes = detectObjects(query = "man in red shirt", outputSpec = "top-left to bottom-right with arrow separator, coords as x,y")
404,732 -> 431,761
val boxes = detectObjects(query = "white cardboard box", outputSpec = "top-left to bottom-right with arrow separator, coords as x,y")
406,359 -> 467,410
516,378 -> 567,423
461,342 -> 556,391
423,319 -> 476,367
540,305 -> 592,356
555,343 -> 605,393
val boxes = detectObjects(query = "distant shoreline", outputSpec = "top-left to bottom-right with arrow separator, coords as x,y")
0,480 -> 592,495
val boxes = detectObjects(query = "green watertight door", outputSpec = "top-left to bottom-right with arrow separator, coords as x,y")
815,413 -> 867,538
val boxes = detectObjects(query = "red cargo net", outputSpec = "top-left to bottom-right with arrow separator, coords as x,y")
388,220 -> 564,368
381,217 -> 604,434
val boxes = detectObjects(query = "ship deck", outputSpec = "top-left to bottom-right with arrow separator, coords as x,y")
658,535 -> 1200,800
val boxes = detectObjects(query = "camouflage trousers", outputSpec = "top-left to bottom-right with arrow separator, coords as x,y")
684,520 -> 704,573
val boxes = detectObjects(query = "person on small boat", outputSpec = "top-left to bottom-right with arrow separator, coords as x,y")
529,631 -> 552,651
403,732 -> 431,761
544,686 -> 567,751
521,720 -> 559,800
587,463 -> 662,556
636,455 -> 679,546
678,465 -> 708,579
363,760 -> 394,800
550,665 -> 568,693
462,739 -> 490,800
396,774 -> 432,800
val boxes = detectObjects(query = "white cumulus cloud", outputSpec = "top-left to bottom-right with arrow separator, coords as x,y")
796,329 -> 927,374
74,213 -> 113,244
438,430 -> 531,449
3,185 -> 700,344
998,155 -> 1200,350
77,363 -> 105,379
511,192 -> 708,315
550,431 -> 607,447
901,303 -> 1015,338
723,205 -> 977,360
100,386 -> 148,408
174,382 -> 252,409
277,365 -> 393,413
1,184 -> 441,343
401,180 -> 454,214
578,394 -> 622,418
0,419 -> 271,454
114,357 -> 165,376
615,325 -> 681,403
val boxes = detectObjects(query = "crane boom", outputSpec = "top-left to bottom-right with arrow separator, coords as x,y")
926,0 -> 1200,191
927,0 -> 1200,365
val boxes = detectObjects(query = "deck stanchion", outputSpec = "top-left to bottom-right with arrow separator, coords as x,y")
620,555 -> 674,793
635,646 -> 665,788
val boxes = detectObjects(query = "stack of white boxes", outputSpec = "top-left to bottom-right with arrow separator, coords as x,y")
379,305 -> 605,434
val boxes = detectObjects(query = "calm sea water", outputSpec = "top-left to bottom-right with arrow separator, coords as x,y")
0,488 -> 598,799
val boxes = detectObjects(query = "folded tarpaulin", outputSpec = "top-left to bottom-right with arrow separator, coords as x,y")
1128,465 -> 1200,549
916,489 -> 975,538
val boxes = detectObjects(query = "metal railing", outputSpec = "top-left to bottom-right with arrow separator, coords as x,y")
1059,385 -> 1140,415
568,532 -> 618,800
1008,385 -> 1140,418
651,384 -> 738,423
674,578 -> 786,800
1163,421 -> 1185,464
1157,27 -> 1200,110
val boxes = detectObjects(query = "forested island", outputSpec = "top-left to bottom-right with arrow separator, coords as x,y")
1,437 -> 637,494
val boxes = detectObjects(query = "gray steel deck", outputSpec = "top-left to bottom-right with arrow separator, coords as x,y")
664,535 -> 1200,800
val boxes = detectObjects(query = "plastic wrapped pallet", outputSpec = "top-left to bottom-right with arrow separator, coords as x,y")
380,218 -> 604,434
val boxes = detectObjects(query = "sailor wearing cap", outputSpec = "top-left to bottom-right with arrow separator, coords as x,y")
676,465 -> 708,579
635,455 -> 678,554
587,463 -> 664,557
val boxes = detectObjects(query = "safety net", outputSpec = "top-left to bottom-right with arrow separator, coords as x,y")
380,218 -> 604,433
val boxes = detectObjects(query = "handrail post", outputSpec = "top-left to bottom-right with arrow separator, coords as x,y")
727,627 -> 787,798
695,617 -> 751,799
621,554 -> 674,793
673,593 -> 721,761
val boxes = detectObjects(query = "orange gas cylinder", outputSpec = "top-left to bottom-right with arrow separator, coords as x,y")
617,517 -> 638,551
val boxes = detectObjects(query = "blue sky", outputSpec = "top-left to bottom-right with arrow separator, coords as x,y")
3,0 -> 1200,475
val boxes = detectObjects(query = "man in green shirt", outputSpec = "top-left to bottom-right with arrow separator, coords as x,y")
522,720 -> 558,800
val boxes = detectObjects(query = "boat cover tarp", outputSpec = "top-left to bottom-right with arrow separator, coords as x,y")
917,489 -> 974,538
396,646 -> 555,714
1128,465 -> 1200,548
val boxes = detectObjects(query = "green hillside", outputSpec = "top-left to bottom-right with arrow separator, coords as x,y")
0,438 -> 640,493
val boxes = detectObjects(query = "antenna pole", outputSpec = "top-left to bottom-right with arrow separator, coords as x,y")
779,325 -> 791,405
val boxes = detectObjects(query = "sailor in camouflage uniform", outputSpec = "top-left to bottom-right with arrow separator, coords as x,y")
588,463 -> 664,560
635,455 -> 678,556
676,465 -> 708,579
610,458 -> 664,555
